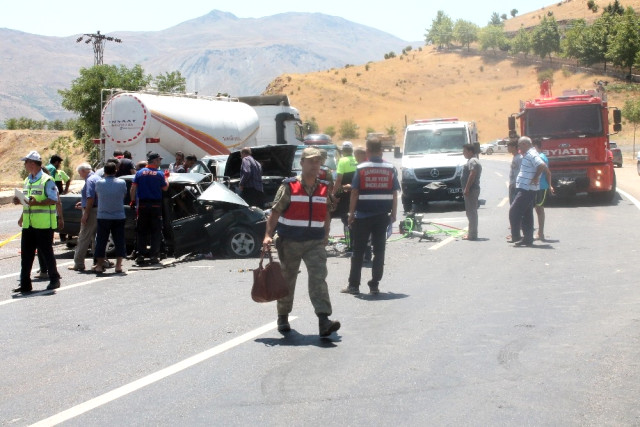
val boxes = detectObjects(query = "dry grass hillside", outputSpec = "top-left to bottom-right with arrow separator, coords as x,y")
266,46 -> 637,148
0,130 -> 86,188
504,0 -> 640,31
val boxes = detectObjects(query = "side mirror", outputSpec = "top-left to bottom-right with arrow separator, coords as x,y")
508,116 -> 516,132
613,109 -> 622,124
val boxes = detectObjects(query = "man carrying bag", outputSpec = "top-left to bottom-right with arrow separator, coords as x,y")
262,147 -> 341,337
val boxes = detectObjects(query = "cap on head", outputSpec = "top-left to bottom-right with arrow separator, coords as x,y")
341,141 -> 353,150
147,152 -> 162,162
300,147 -> 322,160
21,150 -> 41,162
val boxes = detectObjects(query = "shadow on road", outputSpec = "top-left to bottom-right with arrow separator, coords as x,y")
11,289 -> 56,299
354,292 -> 409,301
547,192 -> 621,208
256,330 -> 341,348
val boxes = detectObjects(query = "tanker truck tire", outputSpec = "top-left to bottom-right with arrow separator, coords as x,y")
225,227 -> 260,258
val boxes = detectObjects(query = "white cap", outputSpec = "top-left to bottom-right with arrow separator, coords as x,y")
342,141 -> 353,149
20,150 -> 41,162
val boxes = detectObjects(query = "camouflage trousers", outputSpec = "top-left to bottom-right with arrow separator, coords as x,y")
275,236 -> 332,316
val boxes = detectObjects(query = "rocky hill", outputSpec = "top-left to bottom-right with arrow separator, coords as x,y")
0,10 -> 407,123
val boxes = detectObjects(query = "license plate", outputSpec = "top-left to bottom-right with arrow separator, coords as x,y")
448,188 -> 461,194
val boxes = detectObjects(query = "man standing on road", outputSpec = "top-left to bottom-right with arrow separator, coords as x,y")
262,147 -> 341,337
342,140 -> 399,295
69,163 -> 101,271
46,154 -> 70,195
239,147 -> 265,208
12,151 -> 61,293
532,139 -> 554,241
333,141 -> 357,251
116,150 -> 136,177
508,136 -> 552,246
130,152 -> 168,265
461,144 -> 482,241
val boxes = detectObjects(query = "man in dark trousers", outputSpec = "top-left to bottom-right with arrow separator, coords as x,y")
239,147 -> 265,208
342,140 -> 399,295
12,151 -> 61,293
130,152 -> 168,265
263,147 -> 340,337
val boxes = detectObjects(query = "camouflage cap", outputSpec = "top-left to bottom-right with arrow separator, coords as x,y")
301,147 -> 323,159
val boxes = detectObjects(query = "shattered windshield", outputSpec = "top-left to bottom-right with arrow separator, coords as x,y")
524,104 -> 603,138
404,128 -> 467,155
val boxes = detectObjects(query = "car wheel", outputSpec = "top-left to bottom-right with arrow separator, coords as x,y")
486,148 -> 493,155
225,227 -> 260,258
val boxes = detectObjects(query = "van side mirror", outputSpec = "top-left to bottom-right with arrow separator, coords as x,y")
508,116 -> 516,132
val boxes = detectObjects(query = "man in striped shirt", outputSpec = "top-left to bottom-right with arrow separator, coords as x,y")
508,136 -> 551,246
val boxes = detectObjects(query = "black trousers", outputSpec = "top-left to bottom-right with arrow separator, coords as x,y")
509,189 -> 536,242
21,227 -> 59,290
136,203 -> 163,258
241,187 -> 265,208
348,213 -> 389,287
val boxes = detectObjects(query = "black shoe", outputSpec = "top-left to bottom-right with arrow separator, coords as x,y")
46,280 -> 61,290
340,286 -> 360,295
277,315 -> 291,332
514,239 -> 534,247
12,287 -> 32,294
135,256 -> 145,265
318,314 -> 341,337
507,237 -> 522,243
368,283 -> 380,295
149,257 -> 160,265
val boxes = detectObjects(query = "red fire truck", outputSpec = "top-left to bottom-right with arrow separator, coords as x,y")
508,84 -> 622,202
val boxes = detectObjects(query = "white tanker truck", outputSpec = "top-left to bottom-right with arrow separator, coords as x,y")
98,91 -> 303,162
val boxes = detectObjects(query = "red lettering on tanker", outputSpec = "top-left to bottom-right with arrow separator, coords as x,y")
362,168 -> 392,190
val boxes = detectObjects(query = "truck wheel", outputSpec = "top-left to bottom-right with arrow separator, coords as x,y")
401,195 -> 413,213
225,227 -> 260,258
591,173 -> 617,204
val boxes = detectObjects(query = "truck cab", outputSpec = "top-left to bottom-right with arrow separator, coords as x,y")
400,118 -> 478,211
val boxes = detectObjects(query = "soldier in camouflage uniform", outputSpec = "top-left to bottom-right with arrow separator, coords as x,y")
263,147 -> 341,337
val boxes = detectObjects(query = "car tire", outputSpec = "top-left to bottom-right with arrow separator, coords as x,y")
225,227 -> 260,258
486,148 -> 493,155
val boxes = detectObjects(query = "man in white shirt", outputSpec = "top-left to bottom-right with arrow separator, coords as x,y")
508,136 -> 551,246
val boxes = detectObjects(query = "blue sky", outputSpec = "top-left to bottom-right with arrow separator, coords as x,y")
2,0 -> 552,41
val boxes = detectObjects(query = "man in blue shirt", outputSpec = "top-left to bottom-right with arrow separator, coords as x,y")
69,163 -> 101,271
342,140 -> 400,295
130,152 -> 168,265
95,162 -> 128,273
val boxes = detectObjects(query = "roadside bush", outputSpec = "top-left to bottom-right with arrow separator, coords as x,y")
324,126 -> 336,138
537,68 -> 555,83
339,120 -> 359,139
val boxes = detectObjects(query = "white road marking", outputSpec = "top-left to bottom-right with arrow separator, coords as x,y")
497,197 -> 509,208
429,236 -> 456,251
0,270 -> 136,307
30,319 -> 293,427
0,261 -> 73,280
617,188 -> 640,211
422,217 -> 466,223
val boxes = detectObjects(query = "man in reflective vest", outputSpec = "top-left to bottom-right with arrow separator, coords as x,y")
342,140 -> 399,295
12,151 -> 61,293
263,147 -> 341,337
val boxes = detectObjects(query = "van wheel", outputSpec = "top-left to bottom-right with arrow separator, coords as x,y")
226,228 -> 260,258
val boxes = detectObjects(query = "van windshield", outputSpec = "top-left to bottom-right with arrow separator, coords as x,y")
404,128 -> 467,155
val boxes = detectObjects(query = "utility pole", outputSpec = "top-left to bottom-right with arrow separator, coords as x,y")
76,31 -> 122,65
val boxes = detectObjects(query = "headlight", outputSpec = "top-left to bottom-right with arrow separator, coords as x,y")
402,168 -> 416,180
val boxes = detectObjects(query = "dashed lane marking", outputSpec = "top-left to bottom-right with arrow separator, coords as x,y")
30,318 -> 293,427
497,197 -> 509,208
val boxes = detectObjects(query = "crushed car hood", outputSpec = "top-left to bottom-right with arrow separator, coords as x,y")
224,145 -> 297,178
197,181 -> 248,207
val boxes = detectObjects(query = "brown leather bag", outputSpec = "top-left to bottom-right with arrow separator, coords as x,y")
252,247 -> 289,303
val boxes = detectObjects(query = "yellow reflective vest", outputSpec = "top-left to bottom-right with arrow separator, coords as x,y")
22,174 -> 57,229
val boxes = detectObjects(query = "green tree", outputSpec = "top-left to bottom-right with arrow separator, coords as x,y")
154,71 -> 186,93
623,97 -> 640,155
386,124 -> 397,136
511,28 -> 532,57
587,0 -> 598,12
59,64 -> 152,162
454,19 -> 479,51
608,7 -> 640,76
4,118 -> 18,130
339,119 -> 359,139
580,13 -> 615,71
532,16 -> 561,61
511,9 -> 518,18
324,126 -> 336,138
501,13 -> 508,21
425,10 -> 454,49
489,12 -> 503,26
479,25 -> 506,54
603,0 -> 625,16
562,19 -> 587,63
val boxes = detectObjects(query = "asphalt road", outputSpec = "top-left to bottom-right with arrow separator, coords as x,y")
1,154 -> 640,426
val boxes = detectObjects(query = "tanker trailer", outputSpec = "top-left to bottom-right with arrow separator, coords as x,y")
100,92 -> 261,162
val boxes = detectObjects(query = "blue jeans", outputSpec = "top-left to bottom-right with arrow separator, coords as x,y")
95,218 -> 126,258
509,189 -> 536,242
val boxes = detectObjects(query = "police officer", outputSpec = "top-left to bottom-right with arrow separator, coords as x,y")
263,147 -> 341,337
342,140 -> 399,295
13,151 -> 61,293
130,152 -> 168,265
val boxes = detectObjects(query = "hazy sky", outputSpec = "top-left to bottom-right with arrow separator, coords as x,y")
2,0 -> 552,41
